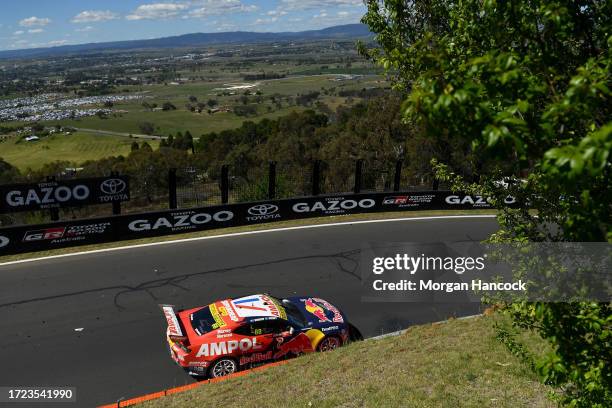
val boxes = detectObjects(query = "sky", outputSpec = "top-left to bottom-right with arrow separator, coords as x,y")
0,0 -> 367,51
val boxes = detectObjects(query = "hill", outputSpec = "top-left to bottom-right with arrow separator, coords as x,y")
138,315 -> 554,408
0,24 -> 373,60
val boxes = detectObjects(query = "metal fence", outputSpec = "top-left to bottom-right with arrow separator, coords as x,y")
0,159 -> 446,227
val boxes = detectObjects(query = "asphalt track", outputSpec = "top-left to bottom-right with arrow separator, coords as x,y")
0,216 -> 498,407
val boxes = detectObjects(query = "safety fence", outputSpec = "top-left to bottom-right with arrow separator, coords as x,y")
0,189 -> 510,256
0,159 -> 445,227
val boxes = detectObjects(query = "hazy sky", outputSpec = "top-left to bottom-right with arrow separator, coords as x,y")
0,1 -> 366,51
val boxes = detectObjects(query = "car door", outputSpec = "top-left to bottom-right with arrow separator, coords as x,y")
233,319 -> 288,365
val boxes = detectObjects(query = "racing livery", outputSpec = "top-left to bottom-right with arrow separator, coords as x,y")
160,294 -> 350,378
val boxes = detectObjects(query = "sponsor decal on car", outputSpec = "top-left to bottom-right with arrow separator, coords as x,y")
128,211 -> 234,232
321,326 -> 339,332
188,361 -> 209,367
195,338 -> 261,358
303,298 -> 330,322
230,295 -> 287,320
272,332 -> 314,359
303,298 -> 344,323
161,305 -> 183,337
246,203 -> 280,221
313,298 -> 344,323
239,351 -> 273,365
0,235 -> 9,248
292,197 -> 376,215
209,304 -> 227,329
221,300 -> 239,321
260,294 -> 287,320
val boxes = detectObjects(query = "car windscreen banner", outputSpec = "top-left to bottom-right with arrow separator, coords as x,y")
0,176 -> 130,213
0,191 -> 513,255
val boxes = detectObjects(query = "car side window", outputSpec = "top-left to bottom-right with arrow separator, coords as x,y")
233,324 -> 252,336
236,320 -> 288,336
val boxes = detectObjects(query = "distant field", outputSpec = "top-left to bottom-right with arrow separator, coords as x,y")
40,74 -> 385,137
0,132 -> 159,171
52,105 -> 308,137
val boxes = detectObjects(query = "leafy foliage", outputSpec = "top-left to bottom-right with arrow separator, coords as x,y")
361,1 -> 611,406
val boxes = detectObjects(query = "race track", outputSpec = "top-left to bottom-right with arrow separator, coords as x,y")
0,216 -> 498,407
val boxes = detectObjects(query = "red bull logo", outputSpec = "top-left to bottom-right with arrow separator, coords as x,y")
303,298 -> 330,322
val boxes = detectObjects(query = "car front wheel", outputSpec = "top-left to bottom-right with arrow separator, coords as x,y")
317,336 -> 340,352
209,358 -> 237,378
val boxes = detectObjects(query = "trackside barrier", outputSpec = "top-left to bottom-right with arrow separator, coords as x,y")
97,361 -> 290,408
0,191 -> 514,256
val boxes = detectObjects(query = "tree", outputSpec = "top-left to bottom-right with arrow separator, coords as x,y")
361,1 -> 611,406
162,101 -> 176,111
131,141 -> 140,151
138,122 -> 155,135
207,99 -> 218,108
0,158 -> 20,184
140,142 -> 152,152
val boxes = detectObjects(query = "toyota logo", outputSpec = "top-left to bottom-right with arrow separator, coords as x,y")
0,236 -> 9,248
100,178 -> 126,195
248,204 -> 279,216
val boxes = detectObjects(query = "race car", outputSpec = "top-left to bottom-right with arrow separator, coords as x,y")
160,294 -> 350,378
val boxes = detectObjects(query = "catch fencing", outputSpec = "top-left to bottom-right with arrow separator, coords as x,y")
0,159 -> 504,255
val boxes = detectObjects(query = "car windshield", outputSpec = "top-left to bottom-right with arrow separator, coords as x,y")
274,297 -> 307,328
190,307 -> 216,335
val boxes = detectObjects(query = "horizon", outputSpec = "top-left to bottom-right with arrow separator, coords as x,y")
0,1 -> 366,52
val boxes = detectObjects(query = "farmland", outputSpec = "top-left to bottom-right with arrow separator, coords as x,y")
0,38 -> 386,169
0,132 -> 160,171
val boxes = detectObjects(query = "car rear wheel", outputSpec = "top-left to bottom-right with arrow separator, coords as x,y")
318,336 -> 340,352
209,358 -> 237,378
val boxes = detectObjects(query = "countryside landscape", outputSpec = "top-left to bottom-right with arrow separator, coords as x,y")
0,24 -> 384,171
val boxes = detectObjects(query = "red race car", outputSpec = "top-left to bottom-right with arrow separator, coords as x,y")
160,294 -> 350,378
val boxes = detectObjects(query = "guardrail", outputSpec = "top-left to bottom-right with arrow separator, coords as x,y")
0,190 -> 508,256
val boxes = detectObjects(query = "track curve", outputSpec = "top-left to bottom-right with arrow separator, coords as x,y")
0,216 -> 498,407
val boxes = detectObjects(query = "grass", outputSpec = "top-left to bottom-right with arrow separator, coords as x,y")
141,314 -> 553,408
0,210 -> 497,264
0,132 -> 160,171
40,74 -> 385,138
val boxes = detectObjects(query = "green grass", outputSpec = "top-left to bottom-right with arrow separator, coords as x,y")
54,105 -> 307,137
0,132 -> 159,171
142,314 -> 553,408
40,75 -> 385,137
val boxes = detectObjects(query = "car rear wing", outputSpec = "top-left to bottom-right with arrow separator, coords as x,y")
159,304 -> 184,337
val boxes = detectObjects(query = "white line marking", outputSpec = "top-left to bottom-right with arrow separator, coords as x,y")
367,314 -> 483,340
0,215 -> 496,267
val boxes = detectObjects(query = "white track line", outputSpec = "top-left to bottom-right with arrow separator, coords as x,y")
367,314 -> 483,341
0,215 -> 496,267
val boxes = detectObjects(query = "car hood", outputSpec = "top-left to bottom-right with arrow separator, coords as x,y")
287,296 -> 346,327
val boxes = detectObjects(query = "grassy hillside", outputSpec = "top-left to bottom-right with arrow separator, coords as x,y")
0,132 -> 159,171
143,315 -> 554,408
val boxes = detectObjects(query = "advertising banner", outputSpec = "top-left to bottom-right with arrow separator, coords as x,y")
0,176 -> 130,213
0,191 -> 511,255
